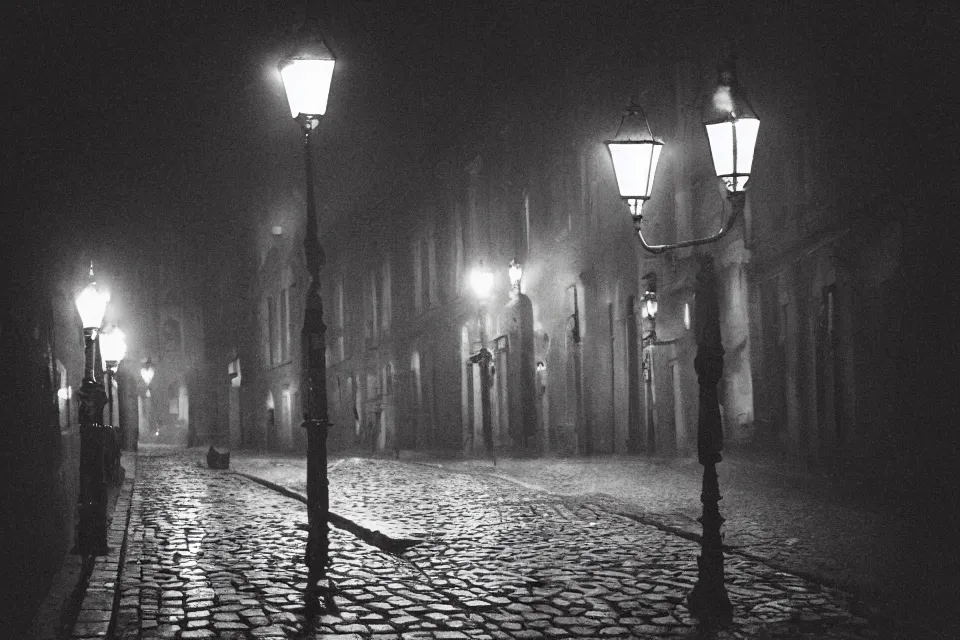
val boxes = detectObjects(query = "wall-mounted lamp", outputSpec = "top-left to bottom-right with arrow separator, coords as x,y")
509,260 -> 523,295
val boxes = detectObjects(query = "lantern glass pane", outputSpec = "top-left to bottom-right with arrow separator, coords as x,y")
280,58 -> 335,118
705,121 -> 735,178
734,117 -> 759,175
706,117 -> 760,191
607,141 -> 661,200
646,299 -> 658,319
76,283 -> 109,329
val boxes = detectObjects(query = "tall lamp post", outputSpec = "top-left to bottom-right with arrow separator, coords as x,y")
468,265 -> 495,464
606,59 -> 760,626
74,265 -> 110,556
279,28 -> 337,589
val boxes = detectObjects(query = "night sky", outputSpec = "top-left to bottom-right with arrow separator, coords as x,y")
1,1 -> 952,288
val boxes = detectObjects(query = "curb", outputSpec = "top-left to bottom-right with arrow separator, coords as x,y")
69,454 -> 137,640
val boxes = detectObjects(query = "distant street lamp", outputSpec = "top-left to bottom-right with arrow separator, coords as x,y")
140,358 -> 155,440
640,288 -> 659,345
508,259 -> 523,296
73,264 -> 110,556
100,325 -> 127,432
279,27 -> 336,590
140,358 -> 155,393
467,265 -> 495,464
606,58 -> 760,627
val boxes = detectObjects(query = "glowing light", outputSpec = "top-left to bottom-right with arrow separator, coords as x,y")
606,101 -> 663,212
469,267 -> 494,301
280,58 -> 335,118
509,260 -> 523,291
100,326 -> 127,367
75,265 -> 110,330
140,360 -> 155,386
702,62 -> 760,193
645,297 -> 659,320
705,117 -> 759,192
607,141 -> 663,201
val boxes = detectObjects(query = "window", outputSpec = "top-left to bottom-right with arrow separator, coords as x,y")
413,228 -> 437,315
267,296 -> 277,366
333,276 -> 345,361
522,190 -> 531,258
367,268 -> 379,340
413,239 -> 424,315
380,258 -> 392,332
454,204 -> 465,295
778,302 -> 790,344
427,230 -> 438,308
279,288 -> 290,362
56,360 -> 69,429
382,362 -> 394,395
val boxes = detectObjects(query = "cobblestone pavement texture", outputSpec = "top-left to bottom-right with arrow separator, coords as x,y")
410,454 -> 956,633
95,449 -> 918,639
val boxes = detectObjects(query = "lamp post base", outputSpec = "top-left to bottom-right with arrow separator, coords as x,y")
76,373 -> 108,557
686,460 -> 732,626
304,418 -> 329,586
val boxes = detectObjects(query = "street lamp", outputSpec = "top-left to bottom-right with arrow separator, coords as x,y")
100,326 -> 127,426
74,264 -> 110,556
279,27 -> 336,590
140,358 -> 155,394
467,265 -> 495,464
607,58 -> 760,627
605,98 -> 664,220
140,358 -> 155,441
508,259 -> 523,296
640,289 -> 659,344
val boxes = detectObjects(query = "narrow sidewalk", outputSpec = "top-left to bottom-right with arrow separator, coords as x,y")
28,452 -> 137,640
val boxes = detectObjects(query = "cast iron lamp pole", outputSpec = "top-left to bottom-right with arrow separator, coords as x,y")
74,264 -> 110,556
468,266 -> 495,464
279,30 -> 336,590
606,59 -> 760,627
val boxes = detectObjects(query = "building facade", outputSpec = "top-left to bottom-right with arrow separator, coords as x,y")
231,5 -> 910,475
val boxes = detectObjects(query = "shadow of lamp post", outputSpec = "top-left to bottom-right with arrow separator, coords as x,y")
605,58 -> 760,627
278,22 -> 337,591
467,264 -> 496,465
73,264 -> 110,556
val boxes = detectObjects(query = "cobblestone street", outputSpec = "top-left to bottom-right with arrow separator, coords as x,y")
68,449 -> 917,639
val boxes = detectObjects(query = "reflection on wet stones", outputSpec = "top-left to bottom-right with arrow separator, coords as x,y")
102,452 -> 894,639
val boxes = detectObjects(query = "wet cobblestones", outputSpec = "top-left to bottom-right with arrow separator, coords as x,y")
103,452 -> 899,639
